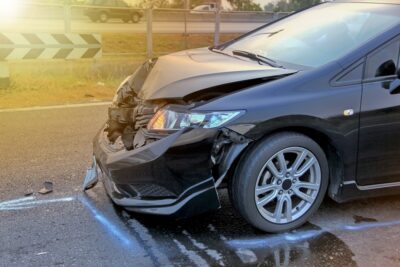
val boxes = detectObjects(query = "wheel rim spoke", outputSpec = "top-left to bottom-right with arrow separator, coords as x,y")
254,147 -> 321,224
257,191 -> 278,206
294,182 -> 319,191
284,195 -> 292,221
291,150 -> 307,175
293,188 -> 314,203
295,156 -> 315,177
274,196 -> 285,223
256,184 -> 279,195
277,152 -> 287,173
267,160 -> 281,178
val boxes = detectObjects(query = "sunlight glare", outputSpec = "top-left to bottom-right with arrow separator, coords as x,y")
0,0 -> 24,20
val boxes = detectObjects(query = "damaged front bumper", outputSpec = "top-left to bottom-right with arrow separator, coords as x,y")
91,125 -> 250,218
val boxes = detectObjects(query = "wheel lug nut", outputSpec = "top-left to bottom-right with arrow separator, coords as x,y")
293,179 -> 297,183
288,190 -> 293,194
277,180 -> 282,185
285,173 -> 290,178
279,190 -> 283,194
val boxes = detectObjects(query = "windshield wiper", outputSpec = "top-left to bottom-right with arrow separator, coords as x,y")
232,50 -> 283,68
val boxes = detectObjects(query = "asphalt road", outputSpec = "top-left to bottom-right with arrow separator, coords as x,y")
0,19 -> 263,34
1,103 -> 400,267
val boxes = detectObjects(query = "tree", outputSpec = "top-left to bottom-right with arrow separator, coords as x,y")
167,0 -> 206,9
290,0 -> 321,10
228,0 -> 262,11
270,0 -> 321,12
274,0 -> 291,12
264,3 -> 275,12
136,0 -> 171,8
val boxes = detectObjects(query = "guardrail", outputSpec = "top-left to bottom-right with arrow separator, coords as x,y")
0,32 -> 102,88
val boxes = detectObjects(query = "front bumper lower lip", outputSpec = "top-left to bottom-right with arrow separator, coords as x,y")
101,171 -> 219,216
91,126 -> 222,217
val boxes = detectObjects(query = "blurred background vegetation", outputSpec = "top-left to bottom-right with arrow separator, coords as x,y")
31,0 -> 322,12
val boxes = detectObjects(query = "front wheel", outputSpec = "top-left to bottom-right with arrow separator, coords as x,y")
131,13 -> 140,23
229,132 -> 328,233
99,12 -> 109,23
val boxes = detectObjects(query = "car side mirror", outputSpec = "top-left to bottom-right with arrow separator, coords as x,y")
389,69 -> 400,95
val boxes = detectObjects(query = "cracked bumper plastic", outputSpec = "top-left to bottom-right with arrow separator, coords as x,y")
92,126 -> 222,218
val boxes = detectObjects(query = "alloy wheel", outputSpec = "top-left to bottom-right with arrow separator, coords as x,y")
254,147 -> 321,224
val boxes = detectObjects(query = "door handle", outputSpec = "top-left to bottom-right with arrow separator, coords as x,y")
389,79 -> 400,94
389,69 -> 400,94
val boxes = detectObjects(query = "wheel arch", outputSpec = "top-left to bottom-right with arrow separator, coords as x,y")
225,124 -> 345,202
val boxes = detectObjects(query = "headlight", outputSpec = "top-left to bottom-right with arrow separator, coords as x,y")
147,109 -> 244,131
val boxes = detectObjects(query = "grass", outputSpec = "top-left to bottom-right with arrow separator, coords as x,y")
0,33 -> 241,109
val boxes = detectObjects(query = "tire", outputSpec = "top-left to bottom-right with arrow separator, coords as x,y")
229,132 -> 329,233
99,12 -> 109,23
131,13 -> 140,23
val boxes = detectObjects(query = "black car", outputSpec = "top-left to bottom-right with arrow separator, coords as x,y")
84,0 -> 400,233
84,0 -> 143,23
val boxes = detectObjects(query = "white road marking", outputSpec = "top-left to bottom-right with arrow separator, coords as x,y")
182,230 -> 225,266
172,238 -> 209,267
0,196 -> 75,210
235,248 -> 258,264
0,196 -> 35,206
207,224 -> 258,264
0,101 -> 111,113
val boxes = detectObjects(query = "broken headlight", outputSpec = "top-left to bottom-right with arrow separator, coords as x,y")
147,109 -> 243,131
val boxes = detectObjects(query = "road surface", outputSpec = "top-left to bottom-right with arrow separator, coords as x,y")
1,104 -> 400,266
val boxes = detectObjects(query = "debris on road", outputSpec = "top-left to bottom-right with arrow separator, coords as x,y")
353,215 -> 378,224
82,157 -> 99,191
24,191 -> 34,197
38,181 -> 53,195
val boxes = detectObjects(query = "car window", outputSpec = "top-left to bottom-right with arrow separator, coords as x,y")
105,0 -> 115,6
116,0 -> 128,7
89,0 -> 104,5
365,39 -> 400,79
223,3 -> 400,68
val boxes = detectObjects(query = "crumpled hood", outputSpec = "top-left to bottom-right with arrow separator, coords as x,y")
138,48 -> 297,100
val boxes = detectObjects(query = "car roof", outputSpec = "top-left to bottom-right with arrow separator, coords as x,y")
333,0 -> 400,4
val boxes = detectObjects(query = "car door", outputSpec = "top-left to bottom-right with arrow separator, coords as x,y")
357,36 -> 400,186
105,0 -> 117,18
114,0 -> 129,18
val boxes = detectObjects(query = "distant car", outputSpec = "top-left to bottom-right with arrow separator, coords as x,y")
190,4 -> 218,14
84,0 -> 143,23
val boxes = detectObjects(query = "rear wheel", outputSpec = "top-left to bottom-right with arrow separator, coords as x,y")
99,12 -> 109,23
229,132 -> 328,233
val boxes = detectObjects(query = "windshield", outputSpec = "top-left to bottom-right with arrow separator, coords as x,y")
222,3 -> 400,68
